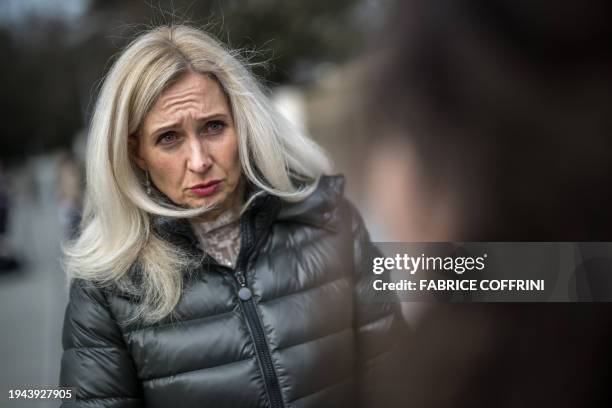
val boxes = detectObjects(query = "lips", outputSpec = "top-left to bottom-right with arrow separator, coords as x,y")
190,180 -> 222,197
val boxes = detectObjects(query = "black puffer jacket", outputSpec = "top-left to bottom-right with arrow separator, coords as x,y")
59,175 -> 402,407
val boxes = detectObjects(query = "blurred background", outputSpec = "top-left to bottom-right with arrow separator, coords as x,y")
3,0 -> 612,406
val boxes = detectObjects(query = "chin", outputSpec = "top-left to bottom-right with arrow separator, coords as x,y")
188,199 -> 209,209
195,196 -> 221,210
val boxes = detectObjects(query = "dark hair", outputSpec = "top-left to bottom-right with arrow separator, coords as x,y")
371,0 -> 612,240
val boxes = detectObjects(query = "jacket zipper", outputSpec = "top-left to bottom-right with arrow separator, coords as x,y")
234,216 -> 285,408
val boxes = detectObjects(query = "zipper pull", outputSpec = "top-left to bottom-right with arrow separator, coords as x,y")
235,271 -> 252,301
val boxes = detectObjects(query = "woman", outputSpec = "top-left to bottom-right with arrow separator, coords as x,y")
59,25 -> 401,408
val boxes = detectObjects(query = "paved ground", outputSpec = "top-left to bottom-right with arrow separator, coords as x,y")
0,155 -> 70,408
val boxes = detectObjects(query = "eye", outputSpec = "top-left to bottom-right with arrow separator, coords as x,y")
157,132 -> 177,145
205,120 -> 226,135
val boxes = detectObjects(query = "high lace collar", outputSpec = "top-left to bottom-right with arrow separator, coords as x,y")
191,203 -> 242,234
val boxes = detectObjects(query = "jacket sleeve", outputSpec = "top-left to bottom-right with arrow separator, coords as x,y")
59,279 -> 143,407
348,203 -> 409,408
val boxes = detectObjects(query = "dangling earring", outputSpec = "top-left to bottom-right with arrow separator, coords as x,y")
145,170 -> 152,195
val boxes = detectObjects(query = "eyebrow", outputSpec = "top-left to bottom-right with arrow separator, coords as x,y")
148,113 -> 231,138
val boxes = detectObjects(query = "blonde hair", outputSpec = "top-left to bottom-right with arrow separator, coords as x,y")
63,25 -> 331,324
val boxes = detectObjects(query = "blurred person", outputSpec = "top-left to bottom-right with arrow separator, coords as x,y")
56,150 -> 83,238
0,160 -> 19,272
364,0 -> 612,407
59,25 -> 403,407
0,161 -> 8,253
368,0 -> 612,242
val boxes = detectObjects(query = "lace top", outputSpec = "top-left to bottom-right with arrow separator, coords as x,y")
191,207 -> 242,268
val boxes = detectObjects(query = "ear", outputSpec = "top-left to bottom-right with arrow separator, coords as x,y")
128,133 -> 147,171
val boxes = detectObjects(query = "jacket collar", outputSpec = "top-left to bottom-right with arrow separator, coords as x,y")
277,175 -> 345,232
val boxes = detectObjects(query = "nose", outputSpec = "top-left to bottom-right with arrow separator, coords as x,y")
186,138 -> 212,173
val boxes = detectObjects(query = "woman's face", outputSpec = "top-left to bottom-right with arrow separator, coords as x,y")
131,71 -> 243,221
